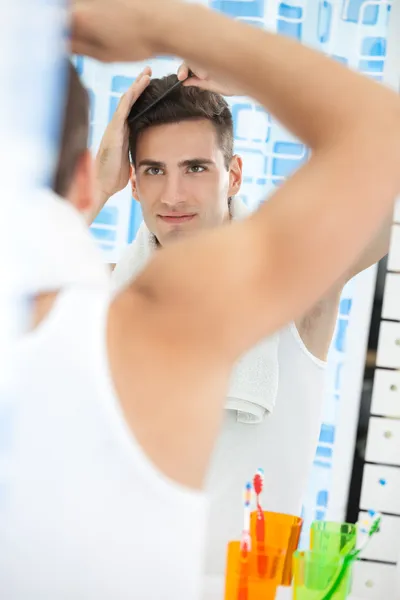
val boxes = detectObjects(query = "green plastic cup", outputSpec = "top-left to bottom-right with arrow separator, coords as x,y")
292,550 -> 352,600
310,521 -> 357,556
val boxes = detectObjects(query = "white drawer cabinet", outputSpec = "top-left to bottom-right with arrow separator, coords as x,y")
371,369 -> 400,418
382,273 -> 400,321
360,464 -> 400,515
365,417 -> 400,466
349,200 -> 400,596
388,225 -> 400,272
352,560 -> 397,599
376,321 -> 400,369
358,512 -> 400,563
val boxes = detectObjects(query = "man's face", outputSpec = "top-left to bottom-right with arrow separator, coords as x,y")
131,119 -> 242,245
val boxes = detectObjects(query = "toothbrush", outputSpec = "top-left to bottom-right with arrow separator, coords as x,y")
238,482 -> 252,600
253,468 -> 267,577
317,513 -> 382,600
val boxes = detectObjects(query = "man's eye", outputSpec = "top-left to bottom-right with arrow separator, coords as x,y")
188,165 -> 206,174
145,167 -> 163,175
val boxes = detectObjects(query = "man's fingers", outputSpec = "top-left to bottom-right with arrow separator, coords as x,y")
177,63 -> 189,81
136,66 -> 152,83
177,63 -> 209,82
117,70 -> 152,115
126,68 -> 152,97
193,67 -> 209,81
124,73 -> 151,104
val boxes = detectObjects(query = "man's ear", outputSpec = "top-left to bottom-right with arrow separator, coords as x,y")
130,164 -> 139,201
67,149 -> 95,214
228,154 -> 243,198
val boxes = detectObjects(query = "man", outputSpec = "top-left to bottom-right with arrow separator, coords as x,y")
3,0 -> 400,598
93,65 -> 393,574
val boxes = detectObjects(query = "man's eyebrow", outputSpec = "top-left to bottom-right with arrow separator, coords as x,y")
137,158 -> 216,169
137,159 -> 166,168
178,158 -> 215,167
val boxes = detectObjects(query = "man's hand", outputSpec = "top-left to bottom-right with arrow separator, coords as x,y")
71,0 -> 167,62
92,68 -> 151,220
177,63 -> 242,97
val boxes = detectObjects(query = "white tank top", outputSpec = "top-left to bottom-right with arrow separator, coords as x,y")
204,323 -> 326,576
0,194 -> 208,600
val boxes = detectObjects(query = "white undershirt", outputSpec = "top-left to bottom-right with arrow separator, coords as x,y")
204,323 -> 326,575
0,205 -> 208,600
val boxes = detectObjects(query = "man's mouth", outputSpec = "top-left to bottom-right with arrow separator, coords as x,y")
158,214 -> 196,224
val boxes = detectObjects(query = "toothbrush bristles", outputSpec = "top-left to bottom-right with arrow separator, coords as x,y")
253,468 -> 264,496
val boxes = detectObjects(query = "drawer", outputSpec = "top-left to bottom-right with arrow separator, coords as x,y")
352,560 -> 397,599
365,417 -> 400,466
358,512 -> 400,562
382,273 -> 400,321
360,464 -> 400,515
388,225 -> 400,271
377,321 -> 400,369
371,369 -> 400,418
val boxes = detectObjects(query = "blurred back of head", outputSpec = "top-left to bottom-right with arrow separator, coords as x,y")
53,62 -> 89,198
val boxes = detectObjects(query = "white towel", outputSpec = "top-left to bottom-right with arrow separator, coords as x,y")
112,197 -> 279,423
15,189 -> 110,296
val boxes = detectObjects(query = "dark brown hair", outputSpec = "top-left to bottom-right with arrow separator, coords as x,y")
53,61 -> 89,197
128,75 -> 234,169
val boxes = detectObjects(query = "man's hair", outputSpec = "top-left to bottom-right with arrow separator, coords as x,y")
53,61 -> 89,197
128,75 -> 234,169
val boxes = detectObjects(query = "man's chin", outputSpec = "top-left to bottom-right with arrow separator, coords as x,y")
158,225 -> 196,246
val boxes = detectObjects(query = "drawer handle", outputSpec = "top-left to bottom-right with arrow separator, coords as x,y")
384,431 -> 393,439
390,384 -> 398,392
365,580 -> 374,588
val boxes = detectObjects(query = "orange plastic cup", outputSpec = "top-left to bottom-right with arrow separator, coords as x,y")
250,511 -> 303,586
224,541 -> 284,600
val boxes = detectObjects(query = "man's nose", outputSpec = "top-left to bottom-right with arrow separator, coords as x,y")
159,173 -> 187,208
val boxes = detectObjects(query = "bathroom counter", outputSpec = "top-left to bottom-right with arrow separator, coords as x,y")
203,576 -> 364,600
